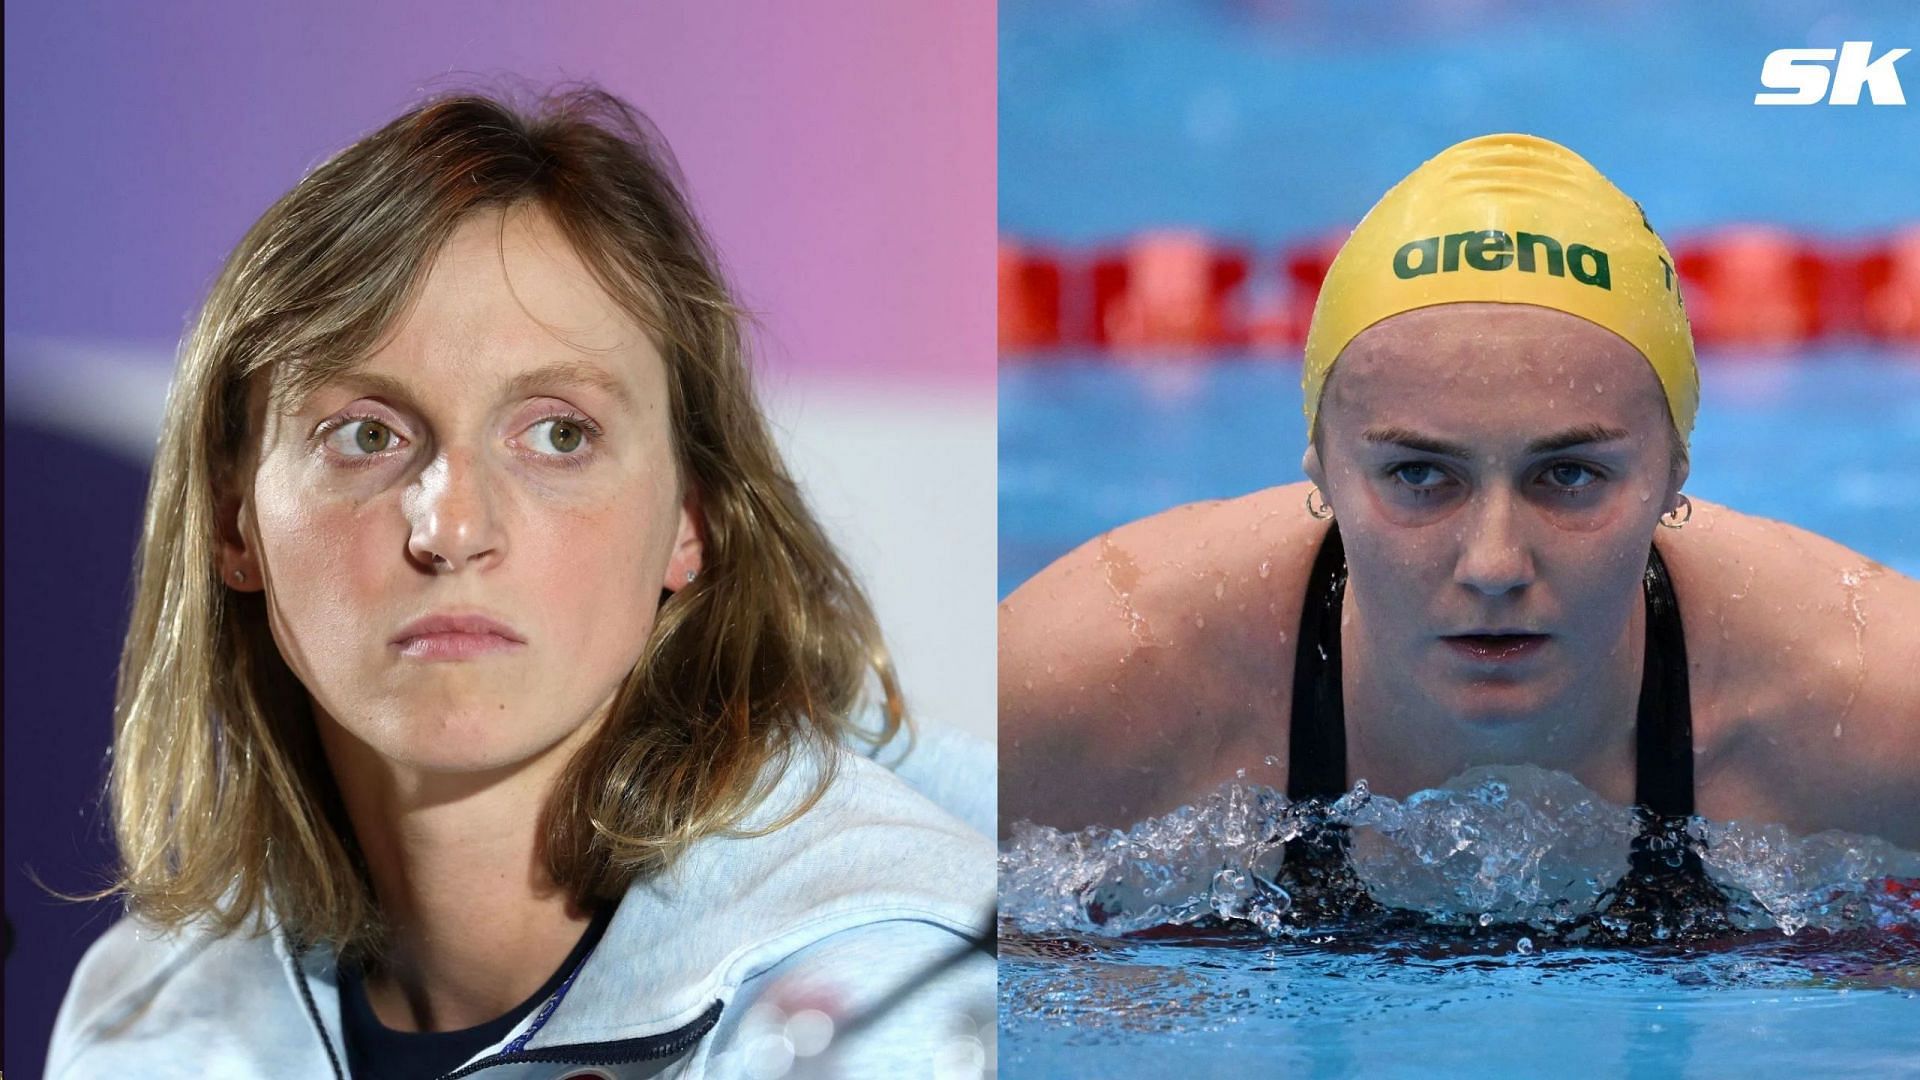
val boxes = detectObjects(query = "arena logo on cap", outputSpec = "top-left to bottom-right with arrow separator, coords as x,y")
1755,41 -> 1910,105
1392,230 -> 1610,290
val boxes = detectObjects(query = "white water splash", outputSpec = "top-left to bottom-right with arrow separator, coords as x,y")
1000,765 -> 1920,939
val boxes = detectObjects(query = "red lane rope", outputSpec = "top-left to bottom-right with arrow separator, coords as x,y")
1001,226 -> 1920,358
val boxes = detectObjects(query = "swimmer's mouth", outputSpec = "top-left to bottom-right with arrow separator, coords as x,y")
1443,633 -> 1549,661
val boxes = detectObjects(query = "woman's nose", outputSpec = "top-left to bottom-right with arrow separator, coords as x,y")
1453,488 -> 1534,596
405,448 -> 505,572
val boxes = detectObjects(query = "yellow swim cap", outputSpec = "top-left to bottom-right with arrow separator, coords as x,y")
1302,133 -> 1697,442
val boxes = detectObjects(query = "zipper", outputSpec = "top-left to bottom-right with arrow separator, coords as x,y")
286,926 -> 719,1079
286,933 -> 349,1080
433,1000 -> 722,1078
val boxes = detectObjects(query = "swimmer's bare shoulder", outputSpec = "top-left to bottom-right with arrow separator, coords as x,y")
1000,482 -> 1327,838
1658,498 -> 1920,848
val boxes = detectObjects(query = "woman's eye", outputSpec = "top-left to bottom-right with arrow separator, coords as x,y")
1544,463 -> 1601,490
527,417 -> 590,456
325,418 -> 401,456
1389,462 -> 1447,490
317,413 -> 599,465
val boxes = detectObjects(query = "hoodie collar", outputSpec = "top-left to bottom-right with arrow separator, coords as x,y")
276,746 -> 992,1072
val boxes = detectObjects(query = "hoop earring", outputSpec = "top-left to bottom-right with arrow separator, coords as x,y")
1658,493 -> 1692,529
1305,486 -> 1334,521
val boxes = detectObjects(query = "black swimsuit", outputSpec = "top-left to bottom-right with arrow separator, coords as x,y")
1278,521 -> 1733,939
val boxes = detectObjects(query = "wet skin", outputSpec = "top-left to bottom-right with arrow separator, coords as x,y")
1000,304 -> 1920,850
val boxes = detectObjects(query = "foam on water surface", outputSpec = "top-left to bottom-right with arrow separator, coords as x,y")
1001,765 -> 1920,942
1001,768 -> 1920,1073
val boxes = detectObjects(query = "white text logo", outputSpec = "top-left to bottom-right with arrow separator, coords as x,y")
1755,41 -> 1909,105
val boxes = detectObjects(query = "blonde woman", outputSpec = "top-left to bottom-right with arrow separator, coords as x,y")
49,86 -> 994,1078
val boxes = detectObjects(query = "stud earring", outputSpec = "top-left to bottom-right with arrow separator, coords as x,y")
232,569 -> 246,583
685,569 -> 697,584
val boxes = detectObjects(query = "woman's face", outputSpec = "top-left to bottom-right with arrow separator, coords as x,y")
226,205 -> 700,777
1304,302 -> 1685,725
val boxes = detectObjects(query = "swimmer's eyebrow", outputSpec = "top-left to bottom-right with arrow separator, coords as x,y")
303,358 -> 637,413
1360,427 -> 1474,458
1523,423 -> 1631,454
1361,424 -> 1631,458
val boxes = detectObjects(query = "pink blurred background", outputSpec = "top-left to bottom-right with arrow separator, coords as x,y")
5,0 -> 992,390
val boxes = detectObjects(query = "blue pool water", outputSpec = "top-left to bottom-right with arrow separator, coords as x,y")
1001,926 -> 1920,1076
998,350 -> 1920,1076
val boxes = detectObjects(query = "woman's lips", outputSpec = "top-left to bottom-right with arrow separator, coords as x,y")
394,631 -> 526,661
1443,634 -> 1549,663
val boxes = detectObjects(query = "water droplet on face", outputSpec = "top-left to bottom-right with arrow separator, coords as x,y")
1194,615 -> 1207,629
1258,559 -> 1272,579
1214,580 -> 1225,600
1265,755 -> 1279,767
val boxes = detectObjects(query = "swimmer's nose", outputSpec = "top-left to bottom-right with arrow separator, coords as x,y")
1453,492 -> 1534,596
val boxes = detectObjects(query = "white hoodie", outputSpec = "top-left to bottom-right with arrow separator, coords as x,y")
47,745 -> 996,1078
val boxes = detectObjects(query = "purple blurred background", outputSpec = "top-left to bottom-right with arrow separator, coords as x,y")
3,3 -> 993,1073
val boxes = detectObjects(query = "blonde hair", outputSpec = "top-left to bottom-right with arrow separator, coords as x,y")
88,83 -> 904,963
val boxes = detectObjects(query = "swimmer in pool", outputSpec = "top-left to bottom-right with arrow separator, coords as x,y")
1000,134 -> 1920,879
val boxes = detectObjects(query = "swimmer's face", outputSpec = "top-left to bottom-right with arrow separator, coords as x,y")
223,205 -> 702,781
1303,302 -> 1687,725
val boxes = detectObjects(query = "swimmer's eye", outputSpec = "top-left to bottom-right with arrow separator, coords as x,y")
1386,462 -> 1451,495
1540,461 -> 1604,492
1383,461 -> 1604,500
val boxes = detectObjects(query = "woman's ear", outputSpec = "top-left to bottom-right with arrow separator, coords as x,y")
662,485 -> 706,593
1302,439 -> 1327,492
213,464 -> 262,592
1669,450 -> 1691,508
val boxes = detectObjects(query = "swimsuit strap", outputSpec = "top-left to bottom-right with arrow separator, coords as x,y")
1634,542 -> 1694,818
1627,541 -> 1712,884
1277,521 -> 1365,899
1286,520 -> 1350,803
